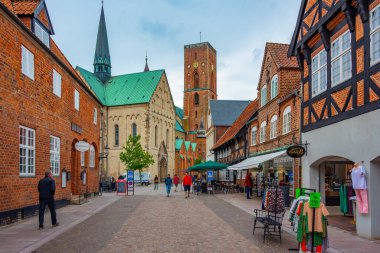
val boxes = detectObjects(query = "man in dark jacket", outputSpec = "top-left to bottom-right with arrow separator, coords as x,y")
38,170 -> 58,229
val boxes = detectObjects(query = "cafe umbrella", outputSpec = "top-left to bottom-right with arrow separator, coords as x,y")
187,160 -> 228,171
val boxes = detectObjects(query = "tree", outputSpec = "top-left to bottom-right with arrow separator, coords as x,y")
119,135 -> 154,181
194,157 -> 203,165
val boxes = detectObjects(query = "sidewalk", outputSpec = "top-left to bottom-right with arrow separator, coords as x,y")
0,193 -> 121,253
215,193 -> 380,253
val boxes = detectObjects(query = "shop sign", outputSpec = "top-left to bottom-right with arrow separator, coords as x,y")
75,141 -> 90,152
207,171 -> 214,181
287,145 -> 306,158
309,192 -> 321,208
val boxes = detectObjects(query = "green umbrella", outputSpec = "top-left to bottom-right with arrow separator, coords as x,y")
188,160 -> 228,171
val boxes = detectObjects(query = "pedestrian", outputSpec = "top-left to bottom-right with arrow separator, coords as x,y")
173,174 -> 179,192
38,170 -> 59,229
245,171 -> 253,199
183,172 -> 192,198
164,174 -> 173,197
154,175 -> 159,190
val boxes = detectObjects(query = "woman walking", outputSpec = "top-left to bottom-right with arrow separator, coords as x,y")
154,175 -> 159,190
164,174 -> 173,197
173,174 -> 179,192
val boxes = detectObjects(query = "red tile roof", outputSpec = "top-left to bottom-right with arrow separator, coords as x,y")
266,43 -> 299,69
12,0 -> 40,15
0,0 -> 14,12
211,99 -> 259,150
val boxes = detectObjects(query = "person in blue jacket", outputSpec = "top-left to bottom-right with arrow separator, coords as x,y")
164,174 -> 173,197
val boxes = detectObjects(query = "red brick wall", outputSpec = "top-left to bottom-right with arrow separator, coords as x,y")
0,8 -> 101,212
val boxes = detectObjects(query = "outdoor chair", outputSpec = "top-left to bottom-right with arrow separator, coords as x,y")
253,209 -> 285,242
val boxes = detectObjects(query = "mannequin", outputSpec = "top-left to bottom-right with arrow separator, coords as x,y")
351,162 -> 368,214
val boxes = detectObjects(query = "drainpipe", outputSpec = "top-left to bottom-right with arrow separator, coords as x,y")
106,106 -> 109,180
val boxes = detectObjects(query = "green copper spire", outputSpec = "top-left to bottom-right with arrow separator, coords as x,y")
94,2 -> 111,83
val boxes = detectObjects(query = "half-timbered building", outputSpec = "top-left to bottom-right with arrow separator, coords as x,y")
288,0 -> 380,239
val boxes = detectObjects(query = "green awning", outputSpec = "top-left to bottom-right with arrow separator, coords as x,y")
188,160 -> 228,171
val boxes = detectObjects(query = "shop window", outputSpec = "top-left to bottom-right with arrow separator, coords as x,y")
312,50 -> 327,96
331,31 -> 352,86
271,75 -> 278,99
283,106 -> 291,134
370,5 -> 380,65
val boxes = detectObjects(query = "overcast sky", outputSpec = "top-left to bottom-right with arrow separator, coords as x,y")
46,0 -> 302,108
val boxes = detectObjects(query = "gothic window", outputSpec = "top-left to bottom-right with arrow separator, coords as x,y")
261,85 -> 267,107
270,115 -> 278,140
195,111 -> 198,118
155,125 -> 158,147
283,106 -> 292,134
194,93 -> 199,106
132,123 -> 137,138
195,124 -> 199,130
166,129 -> 169,149
194,72 -> 199,88
114,125 -> 119,146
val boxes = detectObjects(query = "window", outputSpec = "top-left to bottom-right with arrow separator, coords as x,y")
19,126 -> 35,176
270,115 -> 278,139
115,125 -> 119,146
283,106 -> 292,134
93,108 -> 97,125
74,89 -> 80,111
311,50 -> 327,96
194,93 -> 199,106
34,21 -> 50,47
194,72 -> 199,88
331,31 -> 352,86
260,121 -> 266,143
132,123 -> 137,138
50,136 -> 60,176
166,129 -> 169,149
80,151 -> 85,166
261,85 -> 267,107
370,5 -> 380,65
21,45 -> 34,80
89,145 -> 95,168
52,70 -> 61,97
155,125 -> 158,147
271,75 -> 278,99
251,126 -> 257,146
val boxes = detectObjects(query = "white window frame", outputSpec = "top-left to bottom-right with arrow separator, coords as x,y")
260,121 -> 267,143
270,115 -> 278,140
81,151 -> 85,167
74,89 -> 80,111
261,85 -> 267,107
93,108 -> 97,125
53,69 -> 61,97
34,21 -> 50,47
311,50 -> 327,96
283,106 -> 292,134
370,4 -> 380,66
50,136 -> 60,176
19,126 -> 35,176
251,126 -> 257,146
89,145 -> 95,168
21,45 -> 34,80
331,31 -> 352,86
271,75 -> 278,99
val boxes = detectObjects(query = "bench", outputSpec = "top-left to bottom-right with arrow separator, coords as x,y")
253,209 -> 285,242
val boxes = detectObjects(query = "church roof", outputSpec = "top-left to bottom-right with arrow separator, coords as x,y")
76,67 -> 165,106
94,5 -> 111,68
175,106 -> 184,120
191,143 -> 197,152
176,120 -> 185,133
209,100 -> 250,126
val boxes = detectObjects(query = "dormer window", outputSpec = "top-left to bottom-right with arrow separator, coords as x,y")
34,21 -> 50,48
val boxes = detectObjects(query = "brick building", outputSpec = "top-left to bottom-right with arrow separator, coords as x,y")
0,0 -> 102,224
288,0 -> 380,238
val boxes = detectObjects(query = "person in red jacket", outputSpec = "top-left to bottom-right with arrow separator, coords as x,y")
173,174 -> 179,192
183,172 -> 192,199
245,172 -> 253,199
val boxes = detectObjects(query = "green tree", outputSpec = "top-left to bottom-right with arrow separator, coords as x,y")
194,157 -> 203,165
119,135 -> 154,181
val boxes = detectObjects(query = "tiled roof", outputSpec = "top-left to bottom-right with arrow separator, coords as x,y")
266,43 -> 298,69
209,100 -> 250,126
175,106 -> 184,120
0,0 -> 14,12
211,99 -> 259,150
76,67 -> 164,106
175,139 -> 184,151
12,0 -> 40,15
176,120 -> 185,133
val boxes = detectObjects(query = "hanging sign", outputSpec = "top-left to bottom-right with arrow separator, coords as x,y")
75,141 -> 90,152
207,171 -> 214,182
309,192 -> 321,208
286,145 -> 306,158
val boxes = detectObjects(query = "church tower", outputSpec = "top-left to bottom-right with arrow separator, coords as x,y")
183,42 -> 217,160
94,3 -> 111,83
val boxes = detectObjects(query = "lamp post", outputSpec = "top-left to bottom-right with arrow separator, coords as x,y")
99,144 -> 110,182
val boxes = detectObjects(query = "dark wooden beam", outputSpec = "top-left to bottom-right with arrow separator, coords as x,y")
302,44 -> 312,65
319,25 -> 330,51
357,0 -> 369,23
296,49 -> 305,71
342,1 -> 356,32
342,87 -> 353,112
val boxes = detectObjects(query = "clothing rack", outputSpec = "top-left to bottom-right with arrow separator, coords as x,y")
341,179 -> 353,217
289,187 -> 316,252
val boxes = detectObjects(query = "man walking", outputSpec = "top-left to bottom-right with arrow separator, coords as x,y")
173,174 -> 179,192
164,174 -> 173,197
183,172 -> 192,199
38,170 -> 58,229
245,171 -> 253,199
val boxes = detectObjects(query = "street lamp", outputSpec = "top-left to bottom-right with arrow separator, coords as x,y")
99,144 -> 110,181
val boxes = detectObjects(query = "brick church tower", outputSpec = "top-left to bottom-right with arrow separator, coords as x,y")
183,42 -> 217,160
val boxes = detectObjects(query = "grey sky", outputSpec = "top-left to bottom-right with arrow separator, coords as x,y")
46,0 -> 302,108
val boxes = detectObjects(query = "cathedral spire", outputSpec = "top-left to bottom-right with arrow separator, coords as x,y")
144,51 -> 150,72
94,2 -> 111,83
